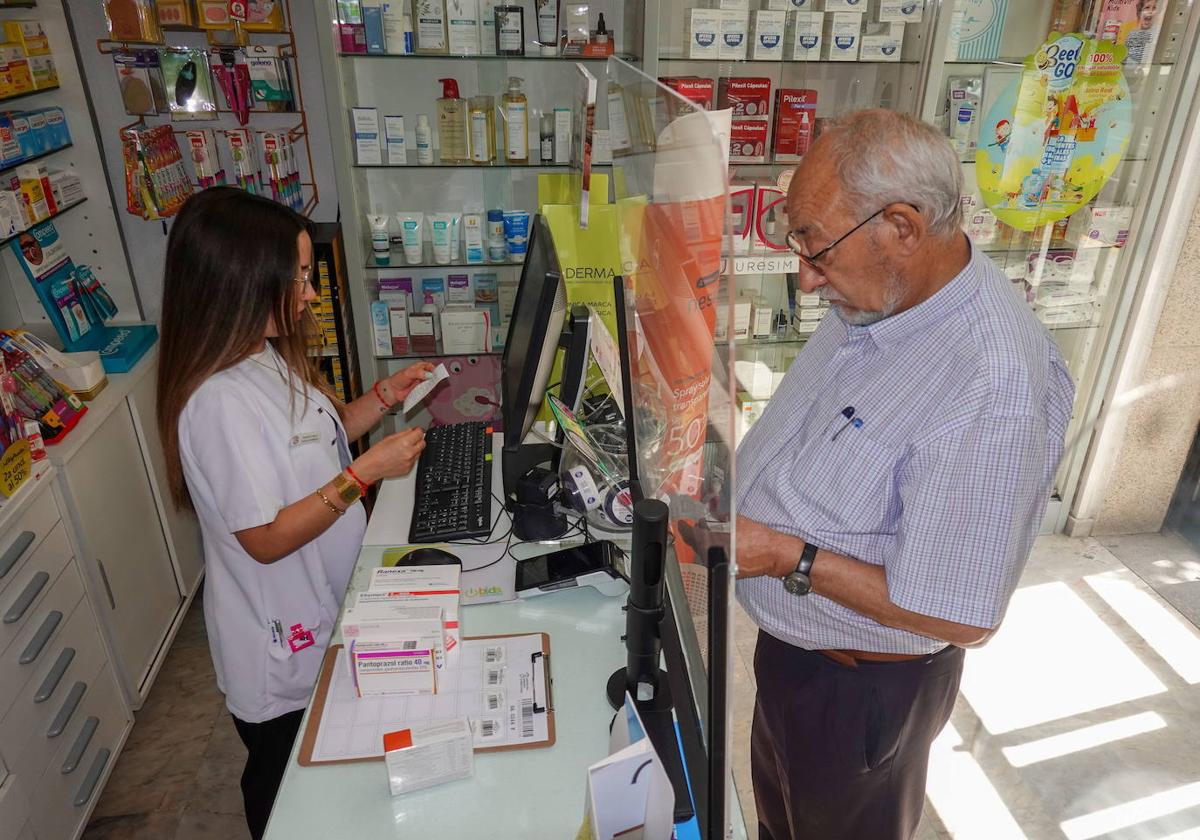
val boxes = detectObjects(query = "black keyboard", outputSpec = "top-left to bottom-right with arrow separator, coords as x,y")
409,421 -> 494,543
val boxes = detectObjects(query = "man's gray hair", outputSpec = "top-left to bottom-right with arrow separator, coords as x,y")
822,109 -> 963,238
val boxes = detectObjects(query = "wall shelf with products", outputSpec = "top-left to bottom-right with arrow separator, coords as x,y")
0,196 -> 86,247
316,0 -> 642,428
95,0 -> 321,218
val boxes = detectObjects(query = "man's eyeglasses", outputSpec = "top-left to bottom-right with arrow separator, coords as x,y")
785,203 -> 918,274
785,208 -> 886,274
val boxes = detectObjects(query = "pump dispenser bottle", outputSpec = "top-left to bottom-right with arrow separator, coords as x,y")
436,77 -> 469,163
502,76 -> 528,163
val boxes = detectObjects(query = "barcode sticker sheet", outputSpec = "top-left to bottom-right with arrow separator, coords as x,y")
310,635 -> 550,763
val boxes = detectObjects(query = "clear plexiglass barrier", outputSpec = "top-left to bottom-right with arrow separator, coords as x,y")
602,56 -> 743,839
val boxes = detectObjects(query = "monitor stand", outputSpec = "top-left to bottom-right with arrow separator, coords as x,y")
503,305 -> 592,542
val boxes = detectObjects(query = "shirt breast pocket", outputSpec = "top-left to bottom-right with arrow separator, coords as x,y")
790,431 -> 901,535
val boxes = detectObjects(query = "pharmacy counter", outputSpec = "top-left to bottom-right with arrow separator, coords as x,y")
264,449 -> 627,839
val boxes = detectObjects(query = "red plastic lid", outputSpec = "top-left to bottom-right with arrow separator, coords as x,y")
438,77 -> 460,99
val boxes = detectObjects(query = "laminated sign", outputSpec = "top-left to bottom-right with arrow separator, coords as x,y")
976,32 -> 1131,231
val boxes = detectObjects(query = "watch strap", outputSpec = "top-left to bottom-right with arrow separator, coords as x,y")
330,472 -> 363,506
794,541 -> 818,577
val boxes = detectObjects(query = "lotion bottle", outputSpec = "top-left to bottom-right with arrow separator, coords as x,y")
436,77 -> 469,163
468,94 -> 496,163
414,113 -> 434,164
502,76 -> 528,164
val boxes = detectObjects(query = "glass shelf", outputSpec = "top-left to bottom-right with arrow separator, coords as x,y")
366,250 -> 522,270
0,85 -> 59,105
656,56 -> 921,66
341,51 -> 638,62
0,142 -> 72,178
353,161 -> 609,169
944,58 -> 1174,69
0,197 -> 87,247
376,342 -> 502,360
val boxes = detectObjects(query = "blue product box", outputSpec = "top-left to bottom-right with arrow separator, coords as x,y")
23,111 -> 47,155
9,115 -> 34,159
39,107 -> 69,148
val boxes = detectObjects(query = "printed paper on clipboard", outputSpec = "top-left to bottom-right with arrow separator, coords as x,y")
299,634 -> 554,765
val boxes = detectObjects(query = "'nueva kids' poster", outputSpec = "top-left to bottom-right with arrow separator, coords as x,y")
975,32 -> 1132,231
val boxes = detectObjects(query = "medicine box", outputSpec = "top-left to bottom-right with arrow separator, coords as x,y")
351,106 -> 383,165
706,0 -> 749,7
751,10 -> 786,59
343,602 -> 443,647
818,0 -> 867,9
367,565 -> 462,660
371,300 -> 392,355
872,0 -> 923,23
860,21 -> 904,60
388,302 -> 409,354
729,118 -> 768,163
686,9 -> 721,59
384,720 -> 474,797
783,11 -> 823,60
762,0 -> 815,8
773,88 -> 818,161
823,12 -> 862,60
351,639 -> 437,697
3,21 -> 49,56
719,11 -> 749,59
1066,204 -> 1132,248
716,77 -> 772,117
732,300 -> 752,340
660,76 -> 715,110
751,300 -> 774,337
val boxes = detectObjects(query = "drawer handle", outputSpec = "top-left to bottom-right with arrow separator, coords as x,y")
4,570 -> 49,624
73,747 -> 111,807
48,680 -> 86,738
63,716 -> 99,774
19,609 -> 62,665
35,647 -> 75,703
0,531 -> 34,578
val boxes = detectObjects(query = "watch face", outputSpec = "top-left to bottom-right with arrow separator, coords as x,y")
784,573 -> 811,596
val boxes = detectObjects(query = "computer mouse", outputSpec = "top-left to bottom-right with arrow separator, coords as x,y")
400,547 -> 461,566
175,60 -> 197,107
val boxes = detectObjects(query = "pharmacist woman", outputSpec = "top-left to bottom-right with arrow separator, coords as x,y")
156,187 -> 433,840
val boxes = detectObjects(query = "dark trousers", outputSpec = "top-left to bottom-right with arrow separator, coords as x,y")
751,630 -> 964,840
231,709 -> 305,840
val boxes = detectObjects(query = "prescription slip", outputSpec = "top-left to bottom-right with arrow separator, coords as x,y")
299,634 -> 554,765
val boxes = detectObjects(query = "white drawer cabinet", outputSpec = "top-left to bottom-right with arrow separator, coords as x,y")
0,473 -> 132,840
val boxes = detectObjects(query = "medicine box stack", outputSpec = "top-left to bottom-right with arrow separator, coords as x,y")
860,22 -> 904,60
366,564 -> 462,662
823,12 -> 863,60
660,76 -> 715,111
751,10 -> 785,59
783,11 -> 823,60
793,292 -> 831,335
720,77 -> 771,164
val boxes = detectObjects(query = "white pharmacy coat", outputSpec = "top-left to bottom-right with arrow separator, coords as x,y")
179,344 -> 366,723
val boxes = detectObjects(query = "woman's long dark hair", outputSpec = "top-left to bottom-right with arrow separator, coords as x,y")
156,187 -> 326,509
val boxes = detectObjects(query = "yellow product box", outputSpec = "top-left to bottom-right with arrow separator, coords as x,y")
2,21 -> 49,57
28,55 -> 55,89
0,46 -> 34,95
17,176 -> 49,222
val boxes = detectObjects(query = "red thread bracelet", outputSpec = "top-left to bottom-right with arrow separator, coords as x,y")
345,465 -> 371,495
372,380 -> 391,411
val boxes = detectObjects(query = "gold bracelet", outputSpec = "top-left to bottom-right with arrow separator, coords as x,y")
316,489 -> 345,516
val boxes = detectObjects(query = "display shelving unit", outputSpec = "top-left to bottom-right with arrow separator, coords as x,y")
646,0 -> 1200,532
317,0 -> 1200,530
0,0 -> 144,340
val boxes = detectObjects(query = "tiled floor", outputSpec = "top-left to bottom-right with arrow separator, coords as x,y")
86,533 -> 1200,840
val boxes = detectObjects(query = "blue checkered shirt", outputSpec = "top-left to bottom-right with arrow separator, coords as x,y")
735,245 -> 1075,654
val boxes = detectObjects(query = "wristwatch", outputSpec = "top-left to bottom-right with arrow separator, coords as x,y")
783,542 -> 818,596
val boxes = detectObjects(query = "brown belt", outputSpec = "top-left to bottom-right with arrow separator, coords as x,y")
817,649 -> 929,668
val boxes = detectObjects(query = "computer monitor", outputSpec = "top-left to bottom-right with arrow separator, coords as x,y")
499,214 -> 592,532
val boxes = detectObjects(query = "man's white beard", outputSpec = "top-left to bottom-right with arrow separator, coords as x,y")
822,269 -> 906,327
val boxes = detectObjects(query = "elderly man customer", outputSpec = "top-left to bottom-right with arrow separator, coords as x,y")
733,109 -> 1075,840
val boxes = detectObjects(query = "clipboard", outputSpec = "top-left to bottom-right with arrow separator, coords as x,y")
299,633 -> 555,766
